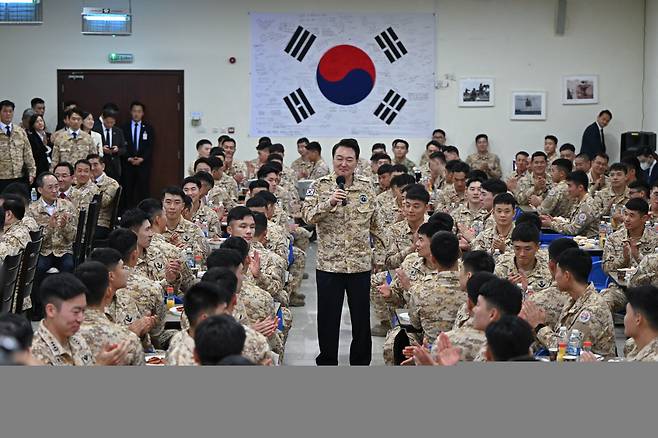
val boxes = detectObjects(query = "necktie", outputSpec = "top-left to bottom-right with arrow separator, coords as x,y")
133,123 -> 139,152
5,126 -> 10,137
600,128 -> 606,151
72,132 -> 77,139
59,192 -> 67,199
105,128 -> 110,145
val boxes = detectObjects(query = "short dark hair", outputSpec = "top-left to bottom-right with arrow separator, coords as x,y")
206,248 -> 244,270
130,101 -> 145,111
466,272 -> 498,306
417,221 -> 444,239
254,190 -> 277,206
267,153 -> 284,163
193,157 -> 212,171
297,137 -> 310,145
217,355 -> 256,365
227,206 -> 253,225
0,100 -> 15,110
427,212 -> 454,232
485,315 -> 534,361
531,151 -> 548,161
622,157 -> 642,179
515,212 -> 542,230
0,182 -> 30,203
599,109 -> 612,119
196,139 -> 212,150
73,159 -> 91,171
559,143 -> 576,153
101,108 -> 118,120
269,143 -> 285,155
480,179 -> 507,196
201,267 -> 239,303
249,179 -> 270,192
557,248 -> 592,283
119,208 -> 149,231
257,164 -> 279,180
430,231 -> 460,268
404,184 -> 430,204
194,314 -> 246,365
332,138 -> 360,159
511,223 -> 540,244
39,273 -> 87,311
609,162 -> 628,174
493,192 -> 517,209
182,176 -> 202,190
370,152 -> 391,163
106,230 -> 137,262
625,286 -> 658,331
64,107 -> 83,119
75,261 -> 110,307
426,140 -> 442,150
429,151 -> 446,162
35,172 -> 56,188
628,181 -> 650,199
1,194 -> 25,220
209,147 -> 225,159
391,164 -> 409,174
371,142 -> 386,152
265,160 -> 283,174
545,135 -> 558,144
89,247 -> 124,271
552,158 -> 573,176
30,97 -> 45,108
194,171 -> 214,188
390,173 -> 415,189
245,196 -> 268,209
462,251 -> 495,274
566,171 -> 589,191
475,133 -> 488,143
161,186 -> 186,202
547,237 -> 579,262
515,151 -> 530,159
478,278 -> 523,316
252,211 -> 268,237
220,237 -> 249,260
451,161 -> 471,175
377,163 -> 394,176
467,170 -> 488,182
392,139 -> 409,150
184,282 -> 224,328
443,145 -> 459,156
575,152 -> 591,162
0,314 -> 33,351
625,197 -> 649,215
137,198 -> 163,223
433,128 -> 446,137
594,152 -> 609,162
306,141 -> 322,153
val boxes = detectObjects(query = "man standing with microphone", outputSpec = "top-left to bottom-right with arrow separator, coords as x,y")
302,138 -> 383,365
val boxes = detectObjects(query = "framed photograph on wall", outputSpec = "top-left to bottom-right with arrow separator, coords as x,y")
562,75 -> 598,105
458,78 -> 494,107
510,91 -> 546,120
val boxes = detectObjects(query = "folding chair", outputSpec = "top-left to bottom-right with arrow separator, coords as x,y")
12,238 -> 43,314
1,251 -> 24,314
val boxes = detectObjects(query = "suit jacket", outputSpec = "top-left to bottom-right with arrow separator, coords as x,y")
580,122 -> 605,160
93,125 -> 126,179
27,131 -> 51,177
644,162 -> 658,186
122,120 -> 154,166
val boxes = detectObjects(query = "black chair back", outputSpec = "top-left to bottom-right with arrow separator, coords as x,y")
73,208 -> 87,267
12,239 -> 43,314
108,186 -> 123,230
1,251 -> 24,313
83,195 -> 102,259
29,227 -> 44,242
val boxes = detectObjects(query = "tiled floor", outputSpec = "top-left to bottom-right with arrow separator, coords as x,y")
284,242 -> 629,365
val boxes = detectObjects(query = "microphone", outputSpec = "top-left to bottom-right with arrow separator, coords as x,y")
336,176 -> 347,206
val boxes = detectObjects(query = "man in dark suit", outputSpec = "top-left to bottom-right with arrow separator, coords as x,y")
639,146 -> 658,186
121,101 -> 154,208
93,108 -> 126,181
580,109 -> 612,160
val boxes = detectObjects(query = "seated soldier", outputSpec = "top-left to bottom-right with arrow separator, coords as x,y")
452,250 -> 496,330
88,154 -> 120,240
628,180 -> 650,201
453,177 -> 487,238
494,223 -> 552,293
376,163 -> 394,195
407,231 -> 462,344
187,139 -> 212,176
182,175 -> 221,239
537,158 -> 573,218
515,151 -> 552,208
525,238 -> 578,329
53,162 -> 75,202
75,261 -> 145,365
618,286 -> 658,361
593,163 -> 631,227
376,173 -> 415,230
70,159 -> 100,212
0,313 -> 41,365
208,155 -> 239,201
601,198 -> 658,312
0,195 -> 30,260
505,151 -> 530,192
193,314 -> 247,366
161,186 -> 209,260
483,315 -> 535,361
559,143 -> 576,162
522,248 -> 616,358
427,150 -> 447,194
305,141 -> 330,180
246,193 -> 290,262
540,170 -> 599,238
248,211 -> 289,306
31,273 -> 129,366
465,133 -> 502,179
477,178 -> 508,231
434,160 -> 470,213
470,192 -> 517,255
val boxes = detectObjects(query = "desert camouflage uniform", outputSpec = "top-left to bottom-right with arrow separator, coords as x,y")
408,270 -> 463,342
537,180 -> 573,218
95,173 -> 120,228
548,194 -> 599,238
384,220 -> 416,271
587,171 -> 609,196
470,224 -> 515,255
465,152 -> 502,179
375,190 -> 402,230
438,326 -> 487,362
21,215 -> 40,233
191,203 -> 222,239
215,172 -> 239,200
242,324 -> 273,364
452,303 -> 473,330
166,329 -> 195,366
494,252 -> 552,291
526,282 -> 569,330
451,204 -> 488,233
162,217 -> 210,261
302,172 -> 383,273
28,198 -> 77,257
514,173 -> 553,206
266,220 -> 290,262
308,159 -> 331,180
225,159 -> 248,180
428,174 -> 447,208
593,186 -> 630,218
149,233 -> 196,294
70,180 -> 100,212
0,124 -> 36,180
291,156 -> 313,179
536,284 -> 616,358
546,151 -> 559,165
50,130 -> 96,171
394,157 -> 417,174
0,221 -> 30,260
629,253 -> 658,287
78,308 -> 145,366
241,279 -> 283,356
248,241 -> 289,306
31,320 -> 94,366
105,290 -> 155,352
624,337 -> 658,362
207,184 -> 237,211
356,157 -> 374,178
433,184 -> 466,213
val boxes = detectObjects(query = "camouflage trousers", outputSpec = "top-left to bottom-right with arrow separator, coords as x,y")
287,246 -> 306,299
370,271 -> 391,326
280,306 -> 293,344
600,285 -> 627,314
292,227 -> 312,252
382,325 -> 401,366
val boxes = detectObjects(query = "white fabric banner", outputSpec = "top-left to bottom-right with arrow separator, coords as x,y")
250,13 -> 436,138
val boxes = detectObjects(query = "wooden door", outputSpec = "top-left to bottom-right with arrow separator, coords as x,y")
57,69 -> 184,199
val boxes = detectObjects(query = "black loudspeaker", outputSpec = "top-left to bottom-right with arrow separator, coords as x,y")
621,131 -> 656,155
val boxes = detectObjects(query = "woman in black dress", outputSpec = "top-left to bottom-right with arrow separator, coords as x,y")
27,114 -> 51,178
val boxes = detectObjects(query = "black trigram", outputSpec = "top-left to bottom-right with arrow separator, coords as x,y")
284,25 -> 317,62
374,90 -> 406,125
283,88 -> 315,124
375,27 -> 408,63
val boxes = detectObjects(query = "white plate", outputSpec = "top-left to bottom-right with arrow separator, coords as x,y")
145,354 -> 166,366
168,306 -> 184,317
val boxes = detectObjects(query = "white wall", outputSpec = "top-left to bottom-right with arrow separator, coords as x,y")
644,0 -> 657,133
0,0 -> 645,174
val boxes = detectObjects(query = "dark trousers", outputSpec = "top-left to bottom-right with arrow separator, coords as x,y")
315,270 -> 372,366
94,226 -> 111,240
0,177 -> 28,193
121,163 -> 151,210
30,254 -> 75,320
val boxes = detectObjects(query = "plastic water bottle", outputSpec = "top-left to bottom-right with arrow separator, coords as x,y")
557,326 -> 568,344
645,221 -> 652,236
200,220 -> 209,238
493,248 -> 501,261
30,188 -> 37,202
186,247 -> 195,268
566,329 -> 582,356
599,221 -> 608,247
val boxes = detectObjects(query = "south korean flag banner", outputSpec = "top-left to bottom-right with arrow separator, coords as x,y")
250,13 -> 436,137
